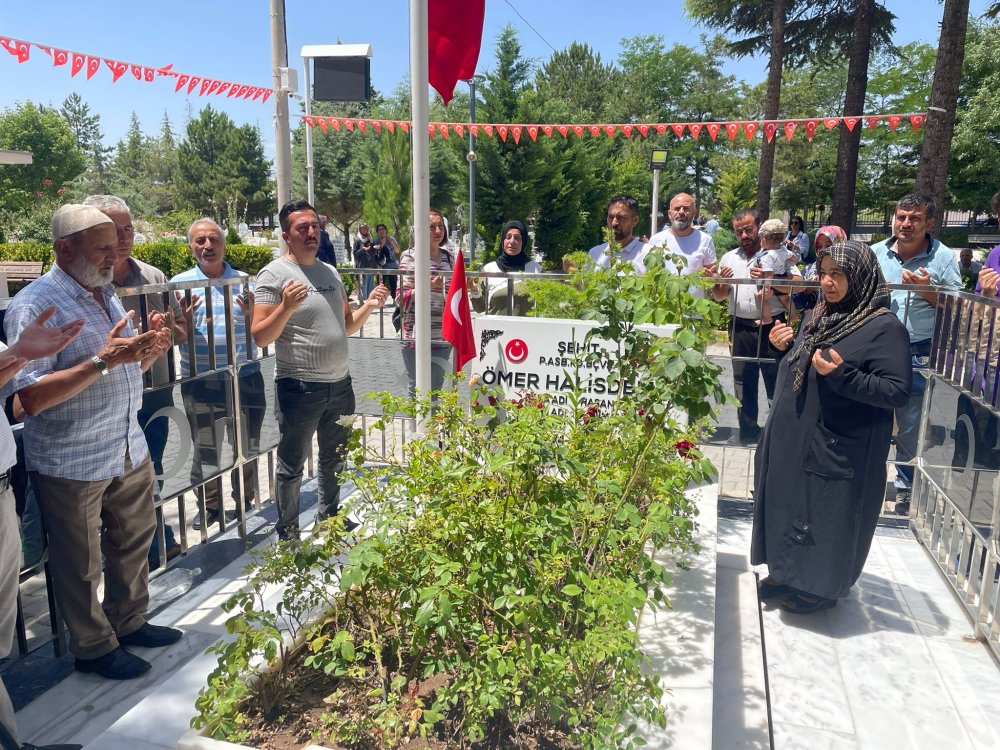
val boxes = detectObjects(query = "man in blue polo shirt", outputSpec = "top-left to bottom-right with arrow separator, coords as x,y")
872,194 -> 962,513
171,219 -> 264,530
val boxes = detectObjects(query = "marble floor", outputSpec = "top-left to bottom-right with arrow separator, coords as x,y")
8,484 -> 1000,750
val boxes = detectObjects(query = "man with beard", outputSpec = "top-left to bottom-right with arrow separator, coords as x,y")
641,192 -> 718,294
4,204 -> 180,681
588,195 -> 647,274
712,209 -> 786,445
84,195 -> 186,567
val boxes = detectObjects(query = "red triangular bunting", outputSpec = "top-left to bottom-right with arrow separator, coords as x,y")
0,38 -> 30,64
865,116 -> 880,129
437,123 -> 449,138
357,119 -> 367,132
637,124 -> 650,137
572,125 -> 584,137
621,124 -> 633,138
86,55 -> 100,80
318,118 -> 327,133
763,121 -> 778,143
655,124 -> 667,134
226,81 -> 239,97
250,87 -> 263,100
453,123 -> 464,137
199,79 -> 212,95
386,120 -> 394,134
804,119 -> 819,141
216,82 -> 230,96
512,125 -> 522,144
143,67 -> 154,82
329,117 -> 341,131
588,125 -> 601,137
604,124 -> 617,138
399,121 -> 409,134
725,122 -> 740,140
688,123 -> 702,139
482,124 -> 493,137
557,125 -> 569,137
71,52 -> 84,77
187,76 -> 201,94
344,119 -> 354,131
104,58 -> 128,83
743,122 -> 758,140
844,116 -> 860,131
824,117 -> 840,129
372,120 -> 382,133
51,48 -> 68,66
887,115 -> 902,132
497,125 -> 508,142
131,64 -> 143,81
470,124 -> 479,136
910,113 -> 926,131
671,123 -> 685,138
304,116 -> 316,128
542,125 -> 553,136
527,125 -> 538,141
784,121 -> 797,141
706,123 -> 720,141
428,124 -> 436,137
260,90 -> 272,104
174,74 -> 190,92
155,64 -> 175,77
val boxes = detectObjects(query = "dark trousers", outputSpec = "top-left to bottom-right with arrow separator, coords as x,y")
274,376 -> 356,535
730,316 -> 781,441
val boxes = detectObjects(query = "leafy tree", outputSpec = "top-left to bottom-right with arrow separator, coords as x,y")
714,156 -> 758,223
146,112 -> 179,216
0,101 -> 85,213
534,42 -> 620,122
947,19 -> 1000,213
175,106 -> 272,225
913,0 -> 971,229
60,93 -> 113,197
363,129 -> 412,249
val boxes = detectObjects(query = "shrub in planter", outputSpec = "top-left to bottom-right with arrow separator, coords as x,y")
193,250 -> 730,749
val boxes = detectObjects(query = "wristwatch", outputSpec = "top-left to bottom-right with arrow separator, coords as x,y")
91,355 -> 109,376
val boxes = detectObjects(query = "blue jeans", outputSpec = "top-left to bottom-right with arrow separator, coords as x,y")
274,376 -> 356,535
894,340 -> 931,491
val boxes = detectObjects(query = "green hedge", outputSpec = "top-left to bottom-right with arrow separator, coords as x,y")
0,241 -> 275,280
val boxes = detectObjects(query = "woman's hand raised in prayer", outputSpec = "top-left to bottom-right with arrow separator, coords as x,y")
811,347 -> 843,376
769,321 -> 795,351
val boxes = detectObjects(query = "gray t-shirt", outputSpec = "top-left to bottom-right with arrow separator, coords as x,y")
254,256 -> 350,382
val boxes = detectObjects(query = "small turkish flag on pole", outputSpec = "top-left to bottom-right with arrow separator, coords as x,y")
428,0 -> 486,104
442,250 -> 476,372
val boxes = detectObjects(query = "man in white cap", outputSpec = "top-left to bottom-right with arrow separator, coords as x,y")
0,310 -> 87,750
4,204 -> 179,682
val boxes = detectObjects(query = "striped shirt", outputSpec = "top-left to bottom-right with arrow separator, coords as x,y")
398,247 -> 453,348
4,266 -> 148,480
170,263 -> 256,377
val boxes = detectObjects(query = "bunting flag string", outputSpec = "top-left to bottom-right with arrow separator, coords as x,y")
0,34 -> 274,104
298,112 -> 928,143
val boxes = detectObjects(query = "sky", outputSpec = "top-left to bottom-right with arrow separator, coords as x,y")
0,0 -> 994,156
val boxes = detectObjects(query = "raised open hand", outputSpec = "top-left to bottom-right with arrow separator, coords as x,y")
7,305 -> 85,363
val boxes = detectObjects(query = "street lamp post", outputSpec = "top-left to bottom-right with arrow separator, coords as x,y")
649,148 -> 668,236
462,75 -> 485,263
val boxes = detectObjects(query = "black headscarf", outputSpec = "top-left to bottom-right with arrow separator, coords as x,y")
496,220 -> 529,273
787,240 -> 890,392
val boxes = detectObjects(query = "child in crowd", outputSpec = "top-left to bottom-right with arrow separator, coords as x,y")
754,218 -> 792,325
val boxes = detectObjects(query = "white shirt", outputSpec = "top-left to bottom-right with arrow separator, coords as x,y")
718,247 -> 787,320
640,228 -> 717,296
0,343 -> 16,473
477,259 -> 543,311
588,237 -> 646,274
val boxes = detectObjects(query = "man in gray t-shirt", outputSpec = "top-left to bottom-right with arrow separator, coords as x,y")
252,200 -> 387,541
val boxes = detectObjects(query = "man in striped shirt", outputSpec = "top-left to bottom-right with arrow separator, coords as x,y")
171,219 -> 264,530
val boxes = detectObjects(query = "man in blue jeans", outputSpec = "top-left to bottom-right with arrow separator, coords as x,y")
872,194 -> 962,513
252,200 -> 388,541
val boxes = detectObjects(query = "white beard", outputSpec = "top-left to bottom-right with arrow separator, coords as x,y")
65,254 -> 112,287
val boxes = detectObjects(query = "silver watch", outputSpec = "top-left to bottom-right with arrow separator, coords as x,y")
91,355 -> 109,376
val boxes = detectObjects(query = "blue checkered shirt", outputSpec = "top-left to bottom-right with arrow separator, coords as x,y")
4,266 -> 148,480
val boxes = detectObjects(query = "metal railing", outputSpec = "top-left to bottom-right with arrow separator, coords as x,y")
5,271 -> 1000,665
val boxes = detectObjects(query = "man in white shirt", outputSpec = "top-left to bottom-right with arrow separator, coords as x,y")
641,192 -> 717,294
712,209 -> 787,444
588,195 -> 646,274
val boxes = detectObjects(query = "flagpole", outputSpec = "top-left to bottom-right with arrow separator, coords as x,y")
410,0 -> 431,427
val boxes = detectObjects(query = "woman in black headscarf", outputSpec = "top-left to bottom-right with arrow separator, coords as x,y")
472,220 -> 542,316
750,241 -> 912,614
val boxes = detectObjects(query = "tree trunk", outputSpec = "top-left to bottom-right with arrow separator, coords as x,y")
755,0 -> 787,218
830,0 -> 876,234
914,0 -> 970,230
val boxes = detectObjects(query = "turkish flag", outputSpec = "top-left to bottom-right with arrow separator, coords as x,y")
442,250 -> 476,372
428,0 -> 486,104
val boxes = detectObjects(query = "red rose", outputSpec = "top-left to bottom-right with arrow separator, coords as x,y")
675,440 -> 695,458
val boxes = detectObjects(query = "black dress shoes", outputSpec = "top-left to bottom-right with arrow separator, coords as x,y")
74,646 -> 150,680
117,622 -> 183,648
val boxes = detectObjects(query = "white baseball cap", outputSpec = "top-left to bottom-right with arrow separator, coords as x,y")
51,204 -> 113,240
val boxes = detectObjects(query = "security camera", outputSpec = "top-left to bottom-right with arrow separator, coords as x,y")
467,151 -> 477,163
